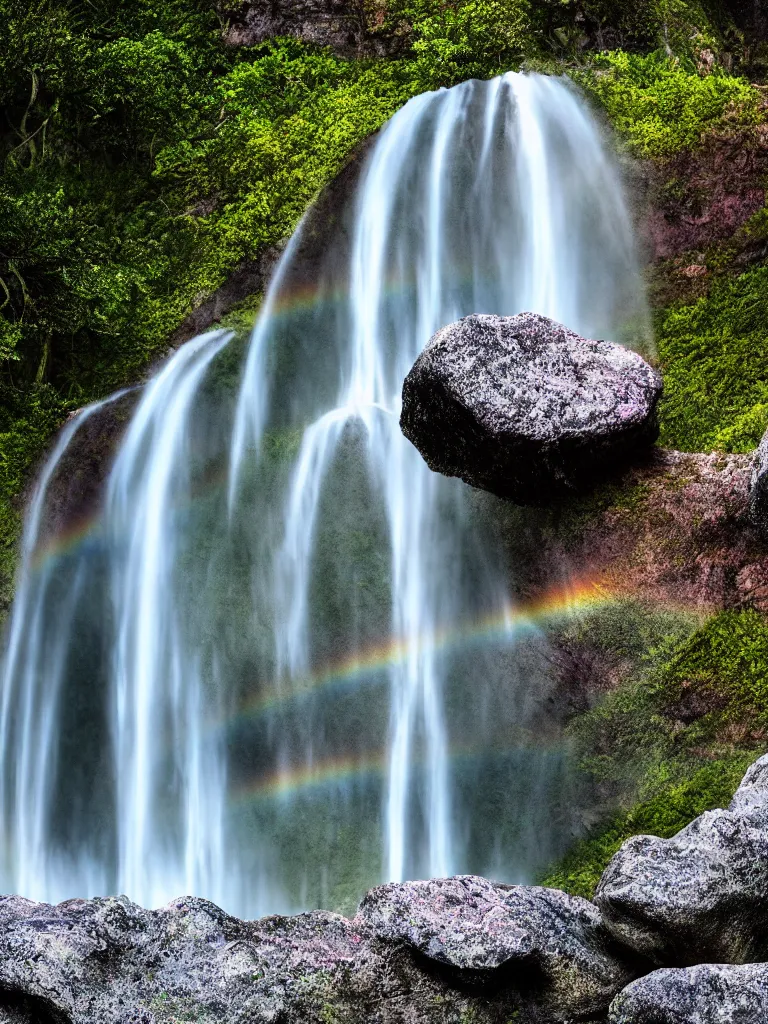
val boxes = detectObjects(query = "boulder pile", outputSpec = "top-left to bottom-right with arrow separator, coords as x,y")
2,754 -> 768,1022
400,312 -> 662,504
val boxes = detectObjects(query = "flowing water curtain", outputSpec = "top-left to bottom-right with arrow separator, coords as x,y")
0,72 -> 650,915
226,71 -> 651,904
0,393 -> 129,901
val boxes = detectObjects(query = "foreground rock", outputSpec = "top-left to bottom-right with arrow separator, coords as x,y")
0,880 -> 637,1024
400,313 -> 662,504
358,875 -> 640,1017
609,963 -> 768,1023
594,755 -> 768,965
749,427 -> 768,536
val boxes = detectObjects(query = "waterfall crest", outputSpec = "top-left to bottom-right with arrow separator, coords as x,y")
0,73 -> 650,915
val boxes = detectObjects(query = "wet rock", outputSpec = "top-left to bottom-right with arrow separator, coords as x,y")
215,0 -> 401,57
34,390 -> 141,555
749,427 -> 768,535
609,963 -> 768,1024
594,807 -> 768,965
356,875 -> 639,1018
400,313 -> 662,504
0,889 -> 583,1024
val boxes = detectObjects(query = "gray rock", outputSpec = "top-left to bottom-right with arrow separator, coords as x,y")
729,752 -> 768,828
609,963 -> 768,1023
215,0 -> 401,57
356,875 -> 639,1018
749,428 -> 768,535
0,881 -> 641,1024
400,313 -> 662,504
0,895 -> 363,1024
594,808 -> 768,965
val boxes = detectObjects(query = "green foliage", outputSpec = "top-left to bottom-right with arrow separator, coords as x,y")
0,5 -> 424,593
409,0 -> 533,85
541,609 -> 768,895
657,267 -> 768,452
542,755 -> 755,897
0,0 -> 763,608
573,50 -> 761,157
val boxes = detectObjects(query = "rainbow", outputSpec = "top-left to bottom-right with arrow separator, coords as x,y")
230,736 -> 571,806
30,515 -> 102,572
227,575 -> 613,728
236,752 -> 385,804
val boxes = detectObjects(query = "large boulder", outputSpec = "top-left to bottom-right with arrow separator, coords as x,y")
609,963 -> 768,1023
749,427 -> 768,536
400,313 -> 662,504
0,894 -> 362,1024
356,875 -> 640,1019
594,766 -> 768,965
0,881 -> 640,1024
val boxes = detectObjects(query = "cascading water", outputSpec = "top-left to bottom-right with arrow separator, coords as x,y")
0,72 -> 650,915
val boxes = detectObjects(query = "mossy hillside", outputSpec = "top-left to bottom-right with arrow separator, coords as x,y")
567,50 -> 767,456
0,4 -> 420,610
1,0 -> 762,597
573,49 -> 761,158
657,266 -> 768,452
541,607 -> 768,896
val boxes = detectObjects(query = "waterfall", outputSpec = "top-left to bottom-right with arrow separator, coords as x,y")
0,73 -> 650,915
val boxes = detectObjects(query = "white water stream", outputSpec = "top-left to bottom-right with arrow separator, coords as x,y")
0,73 -> 650,914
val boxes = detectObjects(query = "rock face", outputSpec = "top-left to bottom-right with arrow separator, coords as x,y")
594,754 -> 768,966
357,876 -> 640,1017
729,752 -> 768,827
0,895 -> 363,1024
749,427 -> 768,535
7,751 -> 768,1024
215,0 -> 401,57
400,313 -> 662,504
609,963 -> 768,1024
0,880 -> 638,1024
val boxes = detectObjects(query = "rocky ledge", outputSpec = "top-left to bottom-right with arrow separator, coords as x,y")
400,313 -> 662,504
215,0 -> 401,57
3,753 -> 768,1024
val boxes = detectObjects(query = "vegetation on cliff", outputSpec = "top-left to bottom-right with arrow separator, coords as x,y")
543,605 -> 768,895
1,0 -> 768,894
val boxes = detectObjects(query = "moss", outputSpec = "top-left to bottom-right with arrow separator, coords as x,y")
546,478 -> 652,548
541,608 -> 768,896
572,50 -> 762,158
657,267 -> 768,452
541,755 -> 755,897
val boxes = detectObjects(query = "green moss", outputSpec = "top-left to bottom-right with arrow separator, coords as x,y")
541,608 -> 768,896
657,267 -> 768,452
572,50 -> 761,158
545,479 -> 652,549
541,755 -> 755,897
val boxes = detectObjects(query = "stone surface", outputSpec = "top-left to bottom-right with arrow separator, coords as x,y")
357,875 -> 639,1017
0,894 -> 360,1024
609,963 -> 768,1024
400,313 -> 662,504
749,427 -> 768,535
0,885 -> 640,1024
729,752 -> 768,828
594,807 -> 768,965
215,0 -> 402,57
